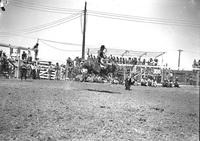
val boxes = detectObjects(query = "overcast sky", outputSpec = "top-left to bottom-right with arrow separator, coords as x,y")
0,0 -> 200,70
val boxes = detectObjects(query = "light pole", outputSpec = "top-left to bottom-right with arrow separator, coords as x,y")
177,49 -> 183,70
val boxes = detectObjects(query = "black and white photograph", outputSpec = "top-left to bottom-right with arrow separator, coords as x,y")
0,0 -> 199,140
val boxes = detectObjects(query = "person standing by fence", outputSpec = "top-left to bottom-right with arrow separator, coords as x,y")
67,57 -> 73,79
31,62 -> 36,79
36,63 -> 40,79
60,65 -> 66,80
55,62 -> 60,80
20,61 -> 27,80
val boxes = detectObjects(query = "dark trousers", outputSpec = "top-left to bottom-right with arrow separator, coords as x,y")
21,68 -> 27,80
32,69 -> 36,79
36,70 -> 40,79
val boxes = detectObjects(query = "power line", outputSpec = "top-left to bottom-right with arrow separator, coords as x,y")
40,40 -> 81,52
0,32 -> 199,56
88,10 -> 198,24
0,32 -> 84,47
11,4 -> 82,14
39,38 -> 82,47
13,0 -> 82,12
26,15 -> 81,33
88,11 -> 200,27
39,38 -> 96,48
0,32 -> 39,40
22,13 -> 80,31
22,14 -> 82,34
12,0 -> 199,26
10,0 -> 82,14
87,13 -> 200,28
0,32 -> 87,47
0,13 -> 81,34
87,10 -> 200,28
10,1 -> 200,28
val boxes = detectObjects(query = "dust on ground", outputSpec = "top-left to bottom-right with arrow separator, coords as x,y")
0,79 -> 199,141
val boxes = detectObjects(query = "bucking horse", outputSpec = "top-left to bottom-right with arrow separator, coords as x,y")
82,58 -> 118,79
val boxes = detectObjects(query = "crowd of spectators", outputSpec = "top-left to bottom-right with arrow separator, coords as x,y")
87,54 -> 159,66
0,47 -> 39,79
0,50 -> 9,73
0,50 -> 17,78
21,49 -> 33,62
1,45 -> 162,84
43,57 -> 83,81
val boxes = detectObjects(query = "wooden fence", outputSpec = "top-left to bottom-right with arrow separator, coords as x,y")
38,61 -> 56,80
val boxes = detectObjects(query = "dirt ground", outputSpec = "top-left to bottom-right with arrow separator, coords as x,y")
0,79 -> 199,141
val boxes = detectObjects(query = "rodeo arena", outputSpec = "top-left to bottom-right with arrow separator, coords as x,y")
0,43 -> 199,87
0,42 -> 199,140
0,1 -> 199,141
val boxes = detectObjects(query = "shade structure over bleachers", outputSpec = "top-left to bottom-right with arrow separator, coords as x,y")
87,48 -> 165,58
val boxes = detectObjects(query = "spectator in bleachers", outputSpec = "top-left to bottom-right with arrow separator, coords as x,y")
74,57 -> 81,67
138,58 -> 142,65
93,55 -> 96,60
154,58 -> 158,66
193,59 -> 197,67
108,55 -> 112,61
149,58 -> 153,65
125,58 -> 128,64
128,57 -> 131,64
22,51 -> 27,60
116,57 -> 119,63
142,59 -> 146,65
67,57 -> 73,67
112,55 -> 115,61
192,59 -> 200,68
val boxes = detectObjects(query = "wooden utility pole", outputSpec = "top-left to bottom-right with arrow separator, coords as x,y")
177,49 -> 183,70
82,1 -> 87,60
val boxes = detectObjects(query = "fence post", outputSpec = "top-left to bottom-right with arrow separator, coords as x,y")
65,60 -> 68,80
17,48 -> 21,79
197,70 -> 199,86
